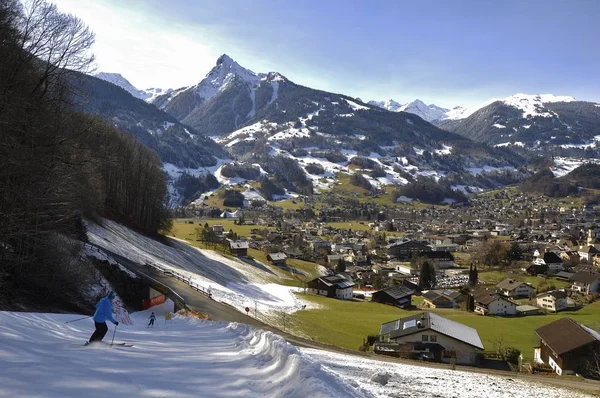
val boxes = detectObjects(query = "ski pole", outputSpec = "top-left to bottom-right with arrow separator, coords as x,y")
65,315 -> 91,324
110,323 -> 118,347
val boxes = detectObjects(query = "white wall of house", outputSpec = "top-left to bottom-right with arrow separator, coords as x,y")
335,287 -> 353,299
485,300 -> 517,315
392,331 -> 480,365
537,296 -> 567,312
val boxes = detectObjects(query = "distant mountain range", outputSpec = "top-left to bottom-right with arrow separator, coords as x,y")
88,54 -> 600,204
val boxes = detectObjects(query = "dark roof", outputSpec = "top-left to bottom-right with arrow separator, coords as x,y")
535,318 -> 599,356
579,246 -> 600,254
374,285 -> 415,300
473,291 -> 513,306
555,271 -> 575,280
423,289 -> 462,301
317,274 -> 356,289
422,251 -> 454,261
537,290 -> 567,299
542,252 -> 563,264
570,271 -> 600,284
496,278 -> 532,291
229,241 -> 249,249
267,252 -> 287,261
380,312 -> 484,350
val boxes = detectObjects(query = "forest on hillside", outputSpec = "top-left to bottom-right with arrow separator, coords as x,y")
0,0 -> 170,310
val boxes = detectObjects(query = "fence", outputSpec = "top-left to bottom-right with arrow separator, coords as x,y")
144,260 -> 211,296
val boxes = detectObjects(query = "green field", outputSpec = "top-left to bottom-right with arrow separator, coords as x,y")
171,218 -> 271,238
291,293 -> 600,360
170,219 -> 323,285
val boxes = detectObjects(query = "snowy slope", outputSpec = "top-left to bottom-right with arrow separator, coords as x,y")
94,72 -> 169,102
0,303 -> 368,398
368,99 -> 451,122
0,304 -> 592,398
85,219 -> 309,317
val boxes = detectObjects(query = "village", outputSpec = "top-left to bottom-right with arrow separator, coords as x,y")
172,186 -> 600,378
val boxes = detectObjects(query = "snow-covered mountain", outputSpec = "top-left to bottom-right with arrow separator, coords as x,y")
94,72 -> 172,102
435,93 -> 600,157
152,54 -> 266,120
368,99 -> 451,122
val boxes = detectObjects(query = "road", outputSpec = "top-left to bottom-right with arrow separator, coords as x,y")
105,248 -> 600,396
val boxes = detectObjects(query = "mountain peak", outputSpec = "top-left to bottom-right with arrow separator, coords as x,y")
216,54 -> 234,66
95,72 -> 157,101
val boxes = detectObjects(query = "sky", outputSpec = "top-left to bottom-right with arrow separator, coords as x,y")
51,0 -> 600,108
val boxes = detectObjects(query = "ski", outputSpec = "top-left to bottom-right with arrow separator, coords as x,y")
78,341 -> 134,347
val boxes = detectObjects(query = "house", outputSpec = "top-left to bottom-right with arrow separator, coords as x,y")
570,271 -> 600,295
516,305 -> 541,316
212,224 -> 224,234
534,318 -> 600,375
536,290 -> 568,312
307,274 -> 355,299
555,271 -> 575,281
578,246 -> 599,262
421,251 -> 455,269
377,312 -> 484,365
387,240 -> 431,261
422,290 -> 464,309
473,291 -> 517,316
228,240 -> 249,257
311,240 -> 332,253
267,252 -> 287,266
371,285 -> 415,308
532,252 -> 564,273
495,278 -> 535,298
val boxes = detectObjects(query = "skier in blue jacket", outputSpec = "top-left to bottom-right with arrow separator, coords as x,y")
87,292 -> 119,344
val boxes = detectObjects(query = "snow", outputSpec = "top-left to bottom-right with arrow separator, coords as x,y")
434,145 -> 452,155
468,165 -> 515,175
493,123 -> 506,129
344,99 -> 371,111
452,185 -> 483,194
523,125 -> 531,129
0,304 -> 369,398
396,196 -> 414,203
301,349 -> 592,398
552,157 -> 600,177
268,81 -> 279,105
494,142 -> 525,148
369,99 -> 450,122
559,135 -> 600,150
85,219 -> 310,317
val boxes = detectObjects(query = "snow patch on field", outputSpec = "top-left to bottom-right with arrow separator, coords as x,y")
302,348 -> 592,398
552,157 -> 600,177
493,123 -> 506,129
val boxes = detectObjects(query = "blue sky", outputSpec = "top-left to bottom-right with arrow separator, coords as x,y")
53,0 -> 599,108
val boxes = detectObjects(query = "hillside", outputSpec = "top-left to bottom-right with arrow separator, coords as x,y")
435,94 -> 600,158
71,72 -> 229,169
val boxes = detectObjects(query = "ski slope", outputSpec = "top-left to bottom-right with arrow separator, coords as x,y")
85,219 -> 311,320
0,303 -> 593,398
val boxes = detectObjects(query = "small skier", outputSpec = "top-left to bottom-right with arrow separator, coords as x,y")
147,312 -> 156,328
87,292 -> 118,345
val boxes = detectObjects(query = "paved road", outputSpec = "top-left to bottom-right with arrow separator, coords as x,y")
103,248 -> 600,396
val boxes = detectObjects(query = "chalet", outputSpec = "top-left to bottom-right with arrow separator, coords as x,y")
326,254 -> 344,265
212,224 -> 224,234
371,285 -> 415,308
422,290 -> 463,309
421,251 -> 455,269
534,318 -> 600,376
473,291 -> 517,316
228,240 -> 249,257
536,290 -> 568,312
533,252 -> 564,273
578,246 -> 599,262
387,240 -> 431,261
495,278 -> 535,298
377,312 -> 484,365
570,271 -> 600,295
307,274 -> 355,299
267,252 -> 287,266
